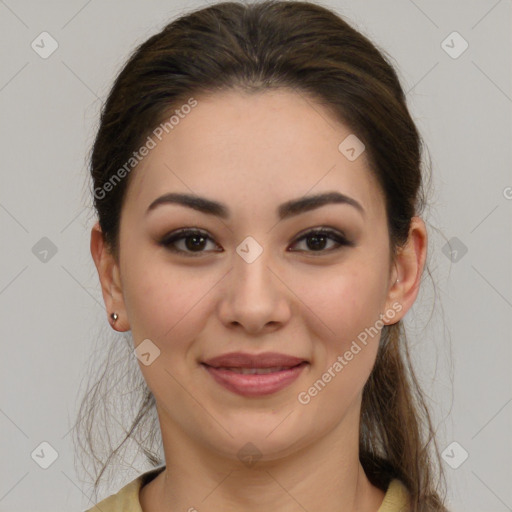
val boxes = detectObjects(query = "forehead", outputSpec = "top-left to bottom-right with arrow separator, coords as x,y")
124,88 -> 386,221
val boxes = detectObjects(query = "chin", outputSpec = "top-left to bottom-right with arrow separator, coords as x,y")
201,415 -> 313,462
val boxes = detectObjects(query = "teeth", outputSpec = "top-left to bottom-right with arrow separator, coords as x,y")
221,366 -> 290,374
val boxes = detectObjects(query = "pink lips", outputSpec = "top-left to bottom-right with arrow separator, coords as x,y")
201,351 -> 308,397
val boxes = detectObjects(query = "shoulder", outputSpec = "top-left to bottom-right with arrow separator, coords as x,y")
377,478 -> 410,512
83,467 -> 406,512
83,466 -> 165,512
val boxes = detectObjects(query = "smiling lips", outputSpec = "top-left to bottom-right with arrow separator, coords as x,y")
201,351 -> 308,397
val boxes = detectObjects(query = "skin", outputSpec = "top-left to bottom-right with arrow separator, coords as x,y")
91,88 -> 426,512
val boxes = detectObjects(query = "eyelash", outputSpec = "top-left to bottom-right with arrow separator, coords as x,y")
159,227 -> 353,257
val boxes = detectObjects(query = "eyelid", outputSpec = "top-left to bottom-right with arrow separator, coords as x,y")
293,226 -> 349,243
159,228 -> 220,256
290,227 -> 353,254
159,226 -> 353,255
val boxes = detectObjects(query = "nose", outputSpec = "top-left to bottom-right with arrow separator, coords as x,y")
217,240 -> 292,335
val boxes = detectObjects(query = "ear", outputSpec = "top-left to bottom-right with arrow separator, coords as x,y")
383,216 -> 428,324
90,221 -> 130,331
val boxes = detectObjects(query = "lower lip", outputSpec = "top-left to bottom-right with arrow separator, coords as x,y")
202,362 -> 308,397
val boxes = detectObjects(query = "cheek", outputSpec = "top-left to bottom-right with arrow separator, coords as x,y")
299,263 -> 387,396
303,265 -> 386,340
299,274 -> 384,410
121,250 -> 215,347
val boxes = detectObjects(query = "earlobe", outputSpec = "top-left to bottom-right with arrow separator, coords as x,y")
90,222 -> 129,331
384,216 -> 427,324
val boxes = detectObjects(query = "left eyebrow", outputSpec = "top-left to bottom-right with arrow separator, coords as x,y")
146,191 -> 365,219
278,191 -> 365,220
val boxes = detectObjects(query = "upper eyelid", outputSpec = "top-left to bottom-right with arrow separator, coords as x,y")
160,226 -> 350,251
162,226 -> 347,240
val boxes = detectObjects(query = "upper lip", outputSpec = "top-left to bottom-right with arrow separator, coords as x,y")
202,352 -> 307,369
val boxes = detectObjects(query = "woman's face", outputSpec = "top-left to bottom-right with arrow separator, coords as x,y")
114,89 -> 405,461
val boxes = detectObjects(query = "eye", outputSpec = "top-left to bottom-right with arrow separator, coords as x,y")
289,228 -> 353,254
159,228 -> 221,256
159,227 -> 353,257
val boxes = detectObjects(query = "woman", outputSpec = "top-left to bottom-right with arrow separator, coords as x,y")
77,1 -> 449,510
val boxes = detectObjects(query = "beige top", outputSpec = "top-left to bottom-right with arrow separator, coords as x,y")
84,466 -> 410,511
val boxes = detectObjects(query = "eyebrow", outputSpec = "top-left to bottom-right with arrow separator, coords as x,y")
146,191 -> 365,220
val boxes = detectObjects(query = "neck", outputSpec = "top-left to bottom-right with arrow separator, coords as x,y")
140,401 -> 386,512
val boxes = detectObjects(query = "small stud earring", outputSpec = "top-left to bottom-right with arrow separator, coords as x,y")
110,312 -> 119,322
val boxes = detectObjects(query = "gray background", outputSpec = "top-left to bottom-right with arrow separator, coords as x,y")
0,0 -> 511,511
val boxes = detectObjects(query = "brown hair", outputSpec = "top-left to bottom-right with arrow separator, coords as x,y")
75,1 -> 449,509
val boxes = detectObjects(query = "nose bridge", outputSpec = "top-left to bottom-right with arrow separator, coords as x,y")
233,234 -> 275,297
220,234 -> 289,331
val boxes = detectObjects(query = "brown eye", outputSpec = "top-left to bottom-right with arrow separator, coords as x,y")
159,227 -> 353,257
160,229 -> 221,256
289,228 -> 353,254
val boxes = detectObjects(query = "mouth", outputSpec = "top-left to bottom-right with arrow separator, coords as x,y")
200,356 -> 308,397
201,351 -> 308,369
206,365 -> 304,374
